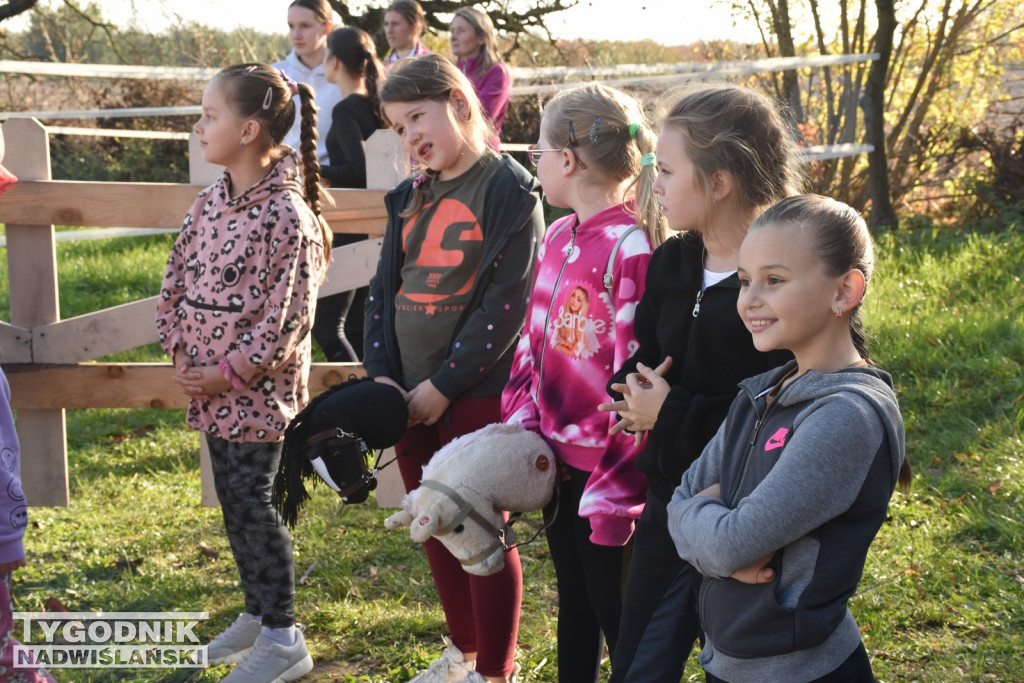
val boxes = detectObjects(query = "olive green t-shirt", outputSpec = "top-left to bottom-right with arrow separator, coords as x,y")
394,155 -> 502,390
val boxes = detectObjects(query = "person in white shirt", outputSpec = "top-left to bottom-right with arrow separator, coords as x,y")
273,0 -> 342,163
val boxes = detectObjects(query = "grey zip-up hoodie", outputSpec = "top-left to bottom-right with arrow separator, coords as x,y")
668,360 -> 906,682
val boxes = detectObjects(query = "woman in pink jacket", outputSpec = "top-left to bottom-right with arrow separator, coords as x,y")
449,6 -> 512,148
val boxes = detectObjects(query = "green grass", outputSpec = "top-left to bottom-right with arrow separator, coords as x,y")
1,223 -> 1023,681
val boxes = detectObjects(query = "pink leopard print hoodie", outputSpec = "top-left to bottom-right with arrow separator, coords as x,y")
156,154 -> 327,443
502,204 -> 652,546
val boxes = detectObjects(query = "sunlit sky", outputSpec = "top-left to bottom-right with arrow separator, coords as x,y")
7,0 -> 762,47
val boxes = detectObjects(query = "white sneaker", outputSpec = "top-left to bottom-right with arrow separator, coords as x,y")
463,662 -> 521,683
408,639 -> 476,682
221,628 -> 314,682
207,613 -> 262,665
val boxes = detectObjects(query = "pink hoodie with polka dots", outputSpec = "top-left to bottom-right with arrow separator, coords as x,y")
502,204 -> 652,546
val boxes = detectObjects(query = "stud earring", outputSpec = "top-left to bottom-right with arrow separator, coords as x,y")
712,198 -> 719,206
240,140 -> 246,148
834,307 -> 844,318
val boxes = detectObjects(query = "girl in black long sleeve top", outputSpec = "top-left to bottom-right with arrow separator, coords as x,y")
314,27 -> 385,361
599,83 -> 801,683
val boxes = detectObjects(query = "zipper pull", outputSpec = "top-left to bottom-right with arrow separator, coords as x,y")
692,290 -> 704,317
748,417 -> 762,448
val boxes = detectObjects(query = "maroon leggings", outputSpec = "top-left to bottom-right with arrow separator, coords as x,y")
395,395 -> 522,679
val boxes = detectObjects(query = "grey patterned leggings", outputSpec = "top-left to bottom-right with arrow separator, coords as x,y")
206,435 -> 295,629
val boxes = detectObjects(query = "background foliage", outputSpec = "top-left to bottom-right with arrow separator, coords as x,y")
2,0 -> 1023,221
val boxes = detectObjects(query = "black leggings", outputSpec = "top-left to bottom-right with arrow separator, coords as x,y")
610,488 -> 702,683
311,286 -> 366,362
311,233 -> 367,362
543,464 -> 630,683
704,643 -> 875,682
207,435 -> 295,629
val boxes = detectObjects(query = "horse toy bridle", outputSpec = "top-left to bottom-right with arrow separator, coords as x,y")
304,427 -> 396,501
419,478 -> 560,567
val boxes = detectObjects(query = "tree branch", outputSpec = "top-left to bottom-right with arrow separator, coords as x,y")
0,0 -> 36,22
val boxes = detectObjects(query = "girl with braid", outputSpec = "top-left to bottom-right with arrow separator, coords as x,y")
155,63 -> 330,683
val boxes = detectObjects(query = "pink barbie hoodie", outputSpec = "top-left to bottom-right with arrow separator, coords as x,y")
502,204 -> 652,545
156,154 -> 328,443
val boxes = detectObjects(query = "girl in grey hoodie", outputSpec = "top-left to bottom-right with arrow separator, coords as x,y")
669,195 -> 912,682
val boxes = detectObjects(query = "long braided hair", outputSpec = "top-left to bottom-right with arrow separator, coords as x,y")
214,63 -> 332,260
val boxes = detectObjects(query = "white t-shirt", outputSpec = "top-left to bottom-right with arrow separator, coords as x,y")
272,50 -> 343,163
704,268 -> 735,289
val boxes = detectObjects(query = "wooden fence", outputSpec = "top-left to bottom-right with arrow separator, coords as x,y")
0,55 -> 877,163
0,117 -> 409,507
0,52 -> 882,508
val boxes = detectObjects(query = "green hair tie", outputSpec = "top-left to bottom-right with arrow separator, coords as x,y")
628,122 -> 642,139
641,152 -> 656,167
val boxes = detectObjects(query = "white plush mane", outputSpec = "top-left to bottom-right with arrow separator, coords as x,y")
419,423 -> 512,481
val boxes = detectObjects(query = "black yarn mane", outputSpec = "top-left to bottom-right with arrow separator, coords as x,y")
272,375 -> 370,528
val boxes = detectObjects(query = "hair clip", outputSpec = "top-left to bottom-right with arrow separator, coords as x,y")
567,120 -> 578,147
640,153 -> 656,167
590,116 -> 602,144
278,69 -> 299,96
628,122 -> 642,140
262,86 -> 274,110
412,173 -> 427,189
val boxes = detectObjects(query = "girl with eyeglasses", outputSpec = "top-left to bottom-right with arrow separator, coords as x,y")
501,82 -> 667,682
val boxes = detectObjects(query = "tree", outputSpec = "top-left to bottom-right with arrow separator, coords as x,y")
22,1 -> 124,63
862,0 -> 896,229
735,0 -> 1024,222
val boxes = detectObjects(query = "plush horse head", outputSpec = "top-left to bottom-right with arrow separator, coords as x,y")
384,423 -> 556,576
273,378 -> 408,527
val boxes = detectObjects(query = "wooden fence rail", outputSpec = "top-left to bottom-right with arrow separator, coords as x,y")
0,117 -> 407,507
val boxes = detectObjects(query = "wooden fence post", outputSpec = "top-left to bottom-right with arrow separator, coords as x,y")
188,131 -> 222,187
364,129 -> 408,508
365,129 -> 407,191
183,131 -> 222,507
1,118 -> 68,506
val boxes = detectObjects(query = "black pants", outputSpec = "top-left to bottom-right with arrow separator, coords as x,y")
311,286 -> 366,362
311,233 -> 367,362
704,643 -> 875,682
207,435 -> 295,629
543,464 -> 630,683
610,488 -> 702,683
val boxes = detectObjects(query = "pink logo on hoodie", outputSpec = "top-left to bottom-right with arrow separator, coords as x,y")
765,427 -> 790,451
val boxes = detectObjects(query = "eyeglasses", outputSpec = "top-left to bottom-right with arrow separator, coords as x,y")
527,144 -> 561,167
